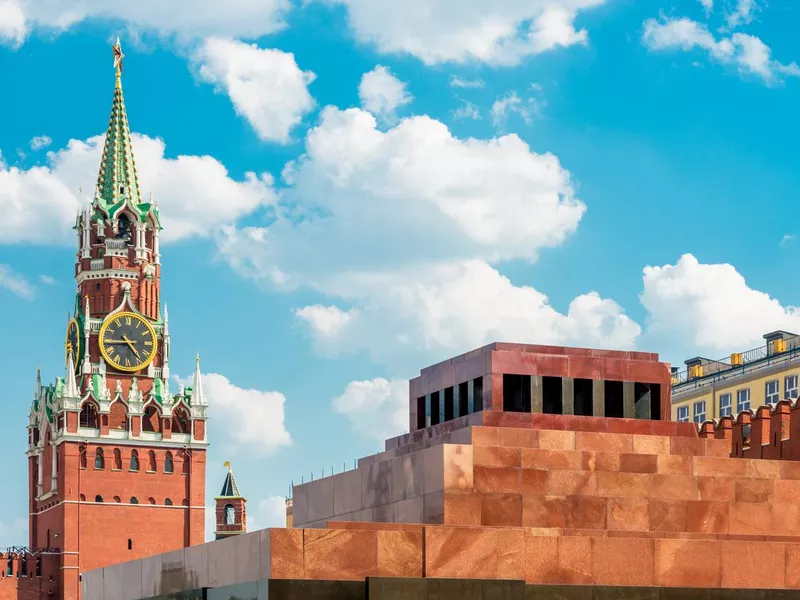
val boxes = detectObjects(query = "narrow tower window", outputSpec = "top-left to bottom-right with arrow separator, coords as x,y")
164,452 -> 173,474
130,450 -> 139,472
225,503 -> 236,525
94,449 -> 104,470
148,450 -> 156,472
130,497 -> 138,505
79,403 -> 99,429
113,448 -> 122,470
165,498 -> 173,506
127,539 -> 132,550
94,495 -> 103,503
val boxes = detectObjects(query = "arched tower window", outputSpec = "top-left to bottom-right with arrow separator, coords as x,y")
113,448 -> 122,470
79,403 -> 99,429
172,407 -> 190,434
79,447 -> 87,470
148,450 -> 156,472
130,497 -> 138,504
95,495 -> 103,503
130,450 -> 139,472
164,452 -> 173,474
94,448 -> 104,470
165,498 -> 173,506
225,504 -> 236,525
109,401 -> 129,431
147,497 -> 155,505
113,496 -> 121,503
118,213 -> 132,243
142,405 -> 161,433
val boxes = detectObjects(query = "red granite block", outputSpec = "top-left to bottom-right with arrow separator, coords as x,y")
531,413 -> 570,431
519,469 -> 548,495
786,543 -> 800,588
547,470 -> 597,496
633,435 -> 671,455
269,528 -> 305,579
607,497 -> 649,532
747,459 -> 781,479
654,540 -> 721,587
650,421 -> 681,437
729,502 -> 771,536
599,358 -> 630,382
580,451 -> 620,472
686,501 -> 729,534
650,500 -> 688,533
606,419 -> 653,436
597,472 -> 650,498
565,496 -> 607,530
443,444 -> 474,491
698,477 -> 736,502
497,528 -> 526,580
522,534 -> 559,584
693,457 -> 749,478
575,431 -> 633,453
537,430 -> 575,450
670,437 -> 704,457
704,439 -> 732,458
443,491 -> 482,526
471,426 -> 501,446
494,412 -> 534,428
522,495 -> 567,528
774,480 -> 800,503
474,466 -> 520,494
567,357 -> 603,380
474,445 -> 521,468
326,522 -> 424,532
656,455 -> 693,475
425,526 -> 524,580
619,453 -> 658,474
651,474 -> 700,501
592,538 -> 654,586
735,479 -> 773,503
376,530 -> 424,577
771,504 -> 800,536
522,448 -> 581,470
556,536 -> 593,584
721,541 -> 785,588
628,360 -> 670,383
534,354 -> 569,378
565,415 -> 611,433
499,427 -> 538,448
481,493 -> 523,526
780,462 -> 800,480
304,529 -> 379,580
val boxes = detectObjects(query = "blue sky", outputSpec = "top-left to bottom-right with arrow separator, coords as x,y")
1,0 -> 800,542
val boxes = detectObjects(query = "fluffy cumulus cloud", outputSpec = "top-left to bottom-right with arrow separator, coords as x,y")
358,65 -> 413,125
194,38 -> 316,144
318,0 -> 608,66
332,377 -> 409,441
0,133 -> 275,245
0,264 -> 35,299
642,16 -> 800,83
201,373 -> 293,456
1,0 -> 290,45
726,0 -> 758,29
247,496 -> 289,530
640,254 -> 800,357
29,135 -> 51,151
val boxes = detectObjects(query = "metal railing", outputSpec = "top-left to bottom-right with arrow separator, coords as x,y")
105,239 -> 127,250
673,342 -> 800,391
90,258 -> 104,270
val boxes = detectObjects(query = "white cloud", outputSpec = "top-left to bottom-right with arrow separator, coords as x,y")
0,133 -> 275,244
491,91 -> 538,129
194,38 -> 316,144
202,373 -> 293,456
294,305 -> 357,340
0,264 -> 35,300
248,496 -> 289,531
449,76 -> 485,89
5,0 -> 289,45
318,0 -> 608,66
452,100 -> 481,121
698,0 -> 713,14
29,135 -> 51,150
38,274 -> 56,285
0,0 -> 25,46
780,234 -> 795,247
358,65 -> 413,125
640,253 -> 800,356
726,0 -> 758,29
642,16 -> 800,84
332,377 -> 409,441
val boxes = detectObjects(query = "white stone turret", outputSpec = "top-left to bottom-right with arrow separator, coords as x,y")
64,351 -> 79,399
192,352 -> 206,406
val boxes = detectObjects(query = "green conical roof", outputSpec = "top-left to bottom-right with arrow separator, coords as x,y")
96,62 -> 142,211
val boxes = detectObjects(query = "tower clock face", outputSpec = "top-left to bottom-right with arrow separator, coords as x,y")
98,312 -> 157,372
65,318 -> 81,369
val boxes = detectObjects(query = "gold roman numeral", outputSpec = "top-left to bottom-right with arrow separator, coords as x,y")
144,341 -> 152,346
125,316 -> 132,325
125,358 -> 131,367
114,354 -> 121,363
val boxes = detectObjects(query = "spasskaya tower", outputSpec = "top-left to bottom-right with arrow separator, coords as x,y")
26,39 -> 208,600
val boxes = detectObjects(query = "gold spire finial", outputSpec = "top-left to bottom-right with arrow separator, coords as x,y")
223,461 -> 231,470
112,37 -> 125,86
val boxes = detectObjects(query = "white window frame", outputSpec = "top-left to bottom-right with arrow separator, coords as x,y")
737,388 -> 751,413
676,405 -> 689,422
693,400 -> 706,423
785,375 -> 799,401
766,380 -> 780,405
719,393 -> 732,417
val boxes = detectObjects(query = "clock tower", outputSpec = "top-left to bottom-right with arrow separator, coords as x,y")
26,40 -> 208,600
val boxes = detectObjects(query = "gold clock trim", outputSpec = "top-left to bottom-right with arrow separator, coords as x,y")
65,318 -> 81,368
98,311 -> 158,373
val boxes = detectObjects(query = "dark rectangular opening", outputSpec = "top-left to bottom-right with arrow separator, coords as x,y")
430,391 -> 440,426
416,396 -> 426,429
444,387 -> 455,421
650,383 -> 661,420
604,380 -> 624,418
635,383 -> 654,420
503,374 -> 531,412
574,378 -> 593,416
542,376 -> 562,414
458,381 -> 469,416
473,377 -> 484,412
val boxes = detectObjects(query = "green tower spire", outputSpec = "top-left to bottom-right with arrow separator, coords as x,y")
94,38 -> 143,216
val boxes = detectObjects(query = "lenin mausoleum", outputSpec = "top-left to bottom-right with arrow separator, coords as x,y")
14,40 -> 800,600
